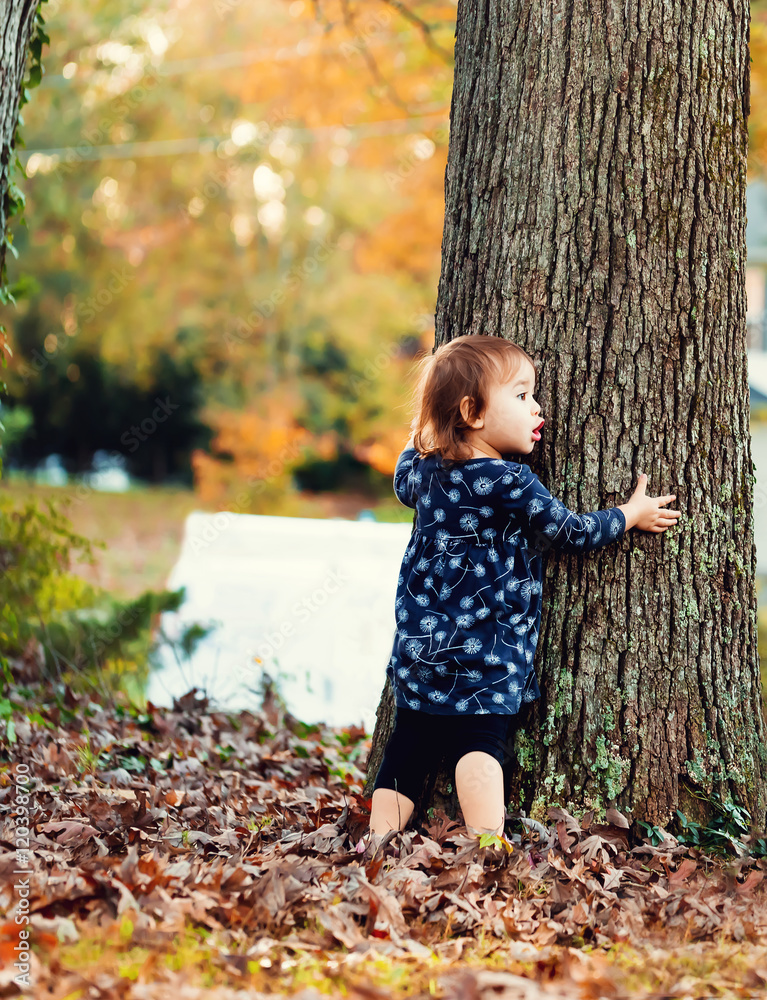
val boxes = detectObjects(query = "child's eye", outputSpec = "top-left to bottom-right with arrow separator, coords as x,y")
518,392 -> 527,400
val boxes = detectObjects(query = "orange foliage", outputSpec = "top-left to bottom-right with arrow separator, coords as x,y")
190,0 -> 455,491
355,138 -> 448,282
353,427 -> 412,476
192,387 -> 335,506
751,18 -> 767,177
240,1 -> 455,128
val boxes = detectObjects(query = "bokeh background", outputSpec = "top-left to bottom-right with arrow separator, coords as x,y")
4,0 -> 767,706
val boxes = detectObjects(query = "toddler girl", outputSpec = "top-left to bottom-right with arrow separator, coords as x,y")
358,334 -> 681,855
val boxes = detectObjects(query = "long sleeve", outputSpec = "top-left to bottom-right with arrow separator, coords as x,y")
393,447 -> 419,508
503,463 -> 626,554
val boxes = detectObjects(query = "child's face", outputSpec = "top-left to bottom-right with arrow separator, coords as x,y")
461,359 -> 544,458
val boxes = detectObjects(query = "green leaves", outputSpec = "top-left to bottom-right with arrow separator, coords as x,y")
478,831 -> 514,853
1,0 -> 50,319
0,697 -> 18,743
0,492 -> 205,718
637,820 -> 665,846
674,791 -> 765,857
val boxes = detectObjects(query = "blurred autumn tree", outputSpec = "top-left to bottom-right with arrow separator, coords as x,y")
0,0 -> 456,500
9,0 -> 767,501
751,11 -> 767,172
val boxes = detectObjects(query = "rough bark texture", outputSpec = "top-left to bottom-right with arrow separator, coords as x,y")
366,0 -> 767,830
0,1 -> 38,284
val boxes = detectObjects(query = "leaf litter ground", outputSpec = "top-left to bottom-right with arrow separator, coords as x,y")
2,684 -> 767,999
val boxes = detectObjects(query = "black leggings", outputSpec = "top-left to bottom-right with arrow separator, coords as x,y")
372,706 -> 513,805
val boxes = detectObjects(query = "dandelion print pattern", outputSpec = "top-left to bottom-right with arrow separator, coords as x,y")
386,448 -> 626,715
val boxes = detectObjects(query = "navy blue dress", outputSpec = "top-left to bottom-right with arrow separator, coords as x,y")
386,448 -> 626,716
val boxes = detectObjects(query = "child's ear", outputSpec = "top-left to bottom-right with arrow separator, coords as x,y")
459,394 -> 483,429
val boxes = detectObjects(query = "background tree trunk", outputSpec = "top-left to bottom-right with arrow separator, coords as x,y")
365,0 -> 767,830
0,1 -> 39,285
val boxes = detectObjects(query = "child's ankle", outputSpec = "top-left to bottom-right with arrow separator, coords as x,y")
355,829 -> 383,851
466,824 -> 504,840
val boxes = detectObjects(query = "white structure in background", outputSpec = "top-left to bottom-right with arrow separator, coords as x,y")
31,449 -> 131,491
86,450 -> 132,492
147,511 -> 414,731
149,189 -> 767,728
746,182 -> 767,572
747,181 -> 767,358
34,454 -> 68,486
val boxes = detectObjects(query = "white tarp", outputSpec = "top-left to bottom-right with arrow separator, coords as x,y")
146,511 -> 413,730
749,418 -> 767,574
148,426 -> 767,728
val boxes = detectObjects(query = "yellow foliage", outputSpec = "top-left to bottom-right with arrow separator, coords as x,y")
751,19 -> 767,176
355,141 -> 448,281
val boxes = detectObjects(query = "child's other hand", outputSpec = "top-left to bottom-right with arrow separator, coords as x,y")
618,473 -> 681,532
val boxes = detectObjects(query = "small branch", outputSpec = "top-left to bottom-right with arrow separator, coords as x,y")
380,0 -> 453,62
309,0 -> 334,31
340,0 -> 410,112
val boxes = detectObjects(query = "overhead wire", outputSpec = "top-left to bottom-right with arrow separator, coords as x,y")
40,31 -> 435,85
21,24 -> 451,166
18,115 -> 449,165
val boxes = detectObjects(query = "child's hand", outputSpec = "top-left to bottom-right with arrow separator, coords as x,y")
618,473 -> 681,532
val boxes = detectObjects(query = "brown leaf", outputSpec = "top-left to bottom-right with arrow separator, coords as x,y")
39,821 -> 100,848
315,903 -> 365,949
601,866 -> 625,892
667,858 -> 697,885
43,743 -> 79,776
605,806 -> 630,829
735,869 -> 765,895
556,819 -> 577,854
579,835 -> 611,865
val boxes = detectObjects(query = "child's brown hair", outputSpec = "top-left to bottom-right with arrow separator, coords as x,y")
409,334 -> 536,465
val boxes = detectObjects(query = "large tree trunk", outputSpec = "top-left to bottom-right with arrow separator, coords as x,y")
365,0 -> 767,830
0,1 -> 40,286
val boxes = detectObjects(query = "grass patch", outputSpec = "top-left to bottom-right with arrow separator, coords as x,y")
2,480 -> 414,603
2,480 -> 207,599
42,918 -> 767,997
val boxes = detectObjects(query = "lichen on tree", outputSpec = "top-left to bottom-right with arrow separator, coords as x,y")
365,0 -> 767,832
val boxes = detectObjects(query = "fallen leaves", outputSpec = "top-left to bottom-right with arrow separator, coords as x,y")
38,820 -> 101,848
2,684 -> 767,997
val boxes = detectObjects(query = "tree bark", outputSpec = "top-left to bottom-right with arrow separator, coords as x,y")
366,0 -> 767,830
0,1 -> 39,286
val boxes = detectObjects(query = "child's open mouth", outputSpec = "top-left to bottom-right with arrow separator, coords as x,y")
532,419 -> 545,441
